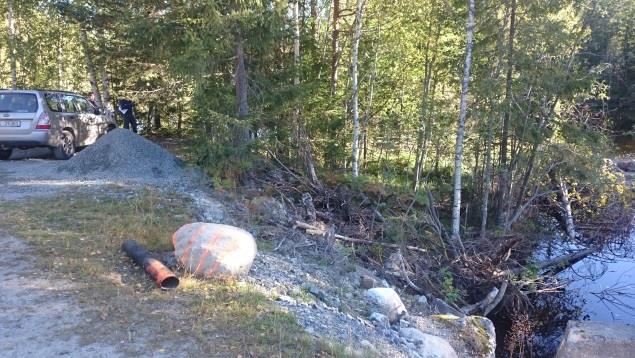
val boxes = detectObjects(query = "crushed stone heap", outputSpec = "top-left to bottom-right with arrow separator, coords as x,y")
58,128 -> 186,183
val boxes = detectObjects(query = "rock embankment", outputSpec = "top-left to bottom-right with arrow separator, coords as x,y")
556,320 -> 635,358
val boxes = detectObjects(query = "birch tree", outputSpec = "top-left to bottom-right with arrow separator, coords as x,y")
7,0 -> 17,89
330,0 -> 341,95
450,0 -> 476,254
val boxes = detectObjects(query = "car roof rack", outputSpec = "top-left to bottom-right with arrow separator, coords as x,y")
33,89 -> 78,94
0,88 -> 78,94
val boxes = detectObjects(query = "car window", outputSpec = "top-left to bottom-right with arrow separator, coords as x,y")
0,93 -> 39,113
45,93 -> 63,112
61,95 -> 77,113
74,97 -> 92,113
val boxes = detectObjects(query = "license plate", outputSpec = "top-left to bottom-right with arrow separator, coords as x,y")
0,120 -> 20,127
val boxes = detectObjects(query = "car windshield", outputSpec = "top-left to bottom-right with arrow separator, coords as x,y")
0,93 -> 38,113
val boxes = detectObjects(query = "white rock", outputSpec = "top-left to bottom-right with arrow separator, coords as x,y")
473,316 -> 496,358
360,340 -> 377,353
400,327 -> 428,343
400,328 -> 459,358
369,312 -> 390,328
384,252 -> 402,272
277,295 -> 297,305
173,223 -> 257,278
417,295 -> 429,305
365,287 -> 407,323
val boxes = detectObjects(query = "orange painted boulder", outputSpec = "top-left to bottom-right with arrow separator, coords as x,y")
173,223 -> 257,278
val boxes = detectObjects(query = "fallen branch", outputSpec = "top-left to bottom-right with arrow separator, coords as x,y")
397,249 -> 426,294
294,221 -> 427,254
483,280 -> 508,316
461,286 -> 499,315
508,246 -> 600,276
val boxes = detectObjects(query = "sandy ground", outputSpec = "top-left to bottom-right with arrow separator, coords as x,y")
0,235 -> 125,357
0,150 -> 190,357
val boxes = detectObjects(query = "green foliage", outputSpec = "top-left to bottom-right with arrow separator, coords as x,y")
439,267 -> 462,304
0,0 -> 626,235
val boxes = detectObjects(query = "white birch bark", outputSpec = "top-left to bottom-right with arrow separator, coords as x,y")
559,178 -> 578,241
450,0 -> 476,254
330,0 -> 340,94
7,0 -> 17,89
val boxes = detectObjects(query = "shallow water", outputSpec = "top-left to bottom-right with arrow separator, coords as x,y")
563,234 -> 635,324
616,135 -> 634,154
496,138 -> 635,357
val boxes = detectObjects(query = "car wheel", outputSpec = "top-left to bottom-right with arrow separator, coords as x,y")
0,148 -> 13,160
53,130 -> 75,160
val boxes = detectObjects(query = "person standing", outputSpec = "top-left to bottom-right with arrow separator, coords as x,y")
87,92 -> 98,108
117,99 -> 138,133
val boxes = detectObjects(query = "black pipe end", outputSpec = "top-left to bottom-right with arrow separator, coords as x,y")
160,276 -> 180,290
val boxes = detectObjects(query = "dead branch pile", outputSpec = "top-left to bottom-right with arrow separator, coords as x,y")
250,159 -> 633,317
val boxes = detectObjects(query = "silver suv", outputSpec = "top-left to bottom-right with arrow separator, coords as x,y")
0,90 -> 117,160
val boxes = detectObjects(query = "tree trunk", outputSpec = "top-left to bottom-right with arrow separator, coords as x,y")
177,105 -> 183,133
480,8 -> 509,239
57,21 -> 64,89
497,0 -> 517,224
235,37 -> 250,143
310,0 -> 318,37
292,1 -> 319,184
350,0 -> 365,178
7,0 -> 17,89
480,113 -> 494,240
414,52 -> 433,191
330,0 -> 341,95
154,111 -> 161,130
558,177 -> 578,241
79,28 -> 103,109
361,48 -> 378,170
450,0 -> 475,255
100,66 -> 111,108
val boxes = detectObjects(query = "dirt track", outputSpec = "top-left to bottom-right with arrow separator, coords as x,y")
0,235 -> 127,357
0,150 -> 181,357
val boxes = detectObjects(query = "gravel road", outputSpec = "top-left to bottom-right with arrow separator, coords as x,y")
0,235 -> 125,357
0,146 -> 190,357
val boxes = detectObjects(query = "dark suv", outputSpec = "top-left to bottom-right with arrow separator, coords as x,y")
0,89 -> 117,160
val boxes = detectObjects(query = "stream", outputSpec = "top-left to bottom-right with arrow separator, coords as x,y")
495,136 -> 635,357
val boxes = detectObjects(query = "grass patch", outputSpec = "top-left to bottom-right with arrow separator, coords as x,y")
0,188 -> 357,357
1,188 -> 191,280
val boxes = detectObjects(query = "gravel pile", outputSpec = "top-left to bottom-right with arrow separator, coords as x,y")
58,129 -> 186,184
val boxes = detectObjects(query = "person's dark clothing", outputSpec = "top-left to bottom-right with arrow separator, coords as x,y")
117,99 -> 138,133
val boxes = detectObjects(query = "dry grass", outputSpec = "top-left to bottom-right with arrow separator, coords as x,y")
0,188 -> 355,357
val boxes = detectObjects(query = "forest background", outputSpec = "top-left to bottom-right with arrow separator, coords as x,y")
1,0 -> 633,355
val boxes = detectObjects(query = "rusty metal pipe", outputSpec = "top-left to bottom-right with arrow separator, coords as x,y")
121,240 -> 179,290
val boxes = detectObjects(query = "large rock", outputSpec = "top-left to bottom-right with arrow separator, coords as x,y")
400,327 -> 459,358
249,196 -> 288,224
431,298 -> 465,317
173,223 -> 257,278
365,287 -> 407,323
556,320 -> 635,358
430,314 -> 496,358
615,158 -> 635,172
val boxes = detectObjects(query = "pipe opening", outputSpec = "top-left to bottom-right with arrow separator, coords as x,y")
160,276 -> 180,290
